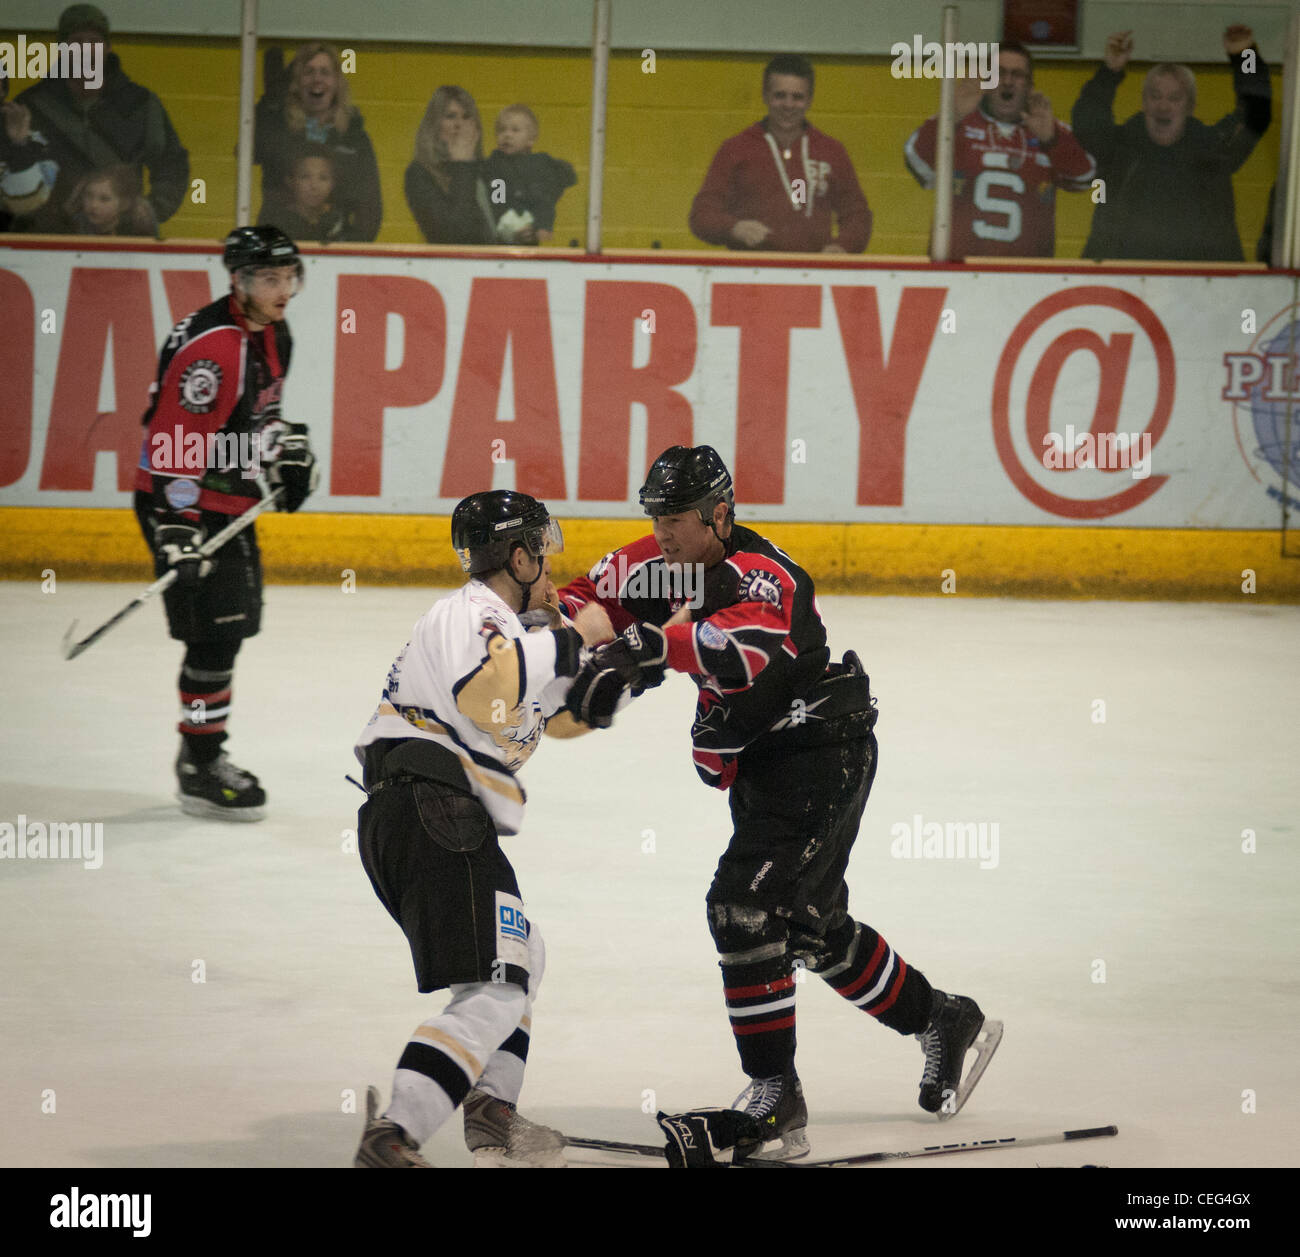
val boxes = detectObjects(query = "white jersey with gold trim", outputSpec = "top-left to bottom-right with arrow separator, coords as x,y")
355,581 -> 577,835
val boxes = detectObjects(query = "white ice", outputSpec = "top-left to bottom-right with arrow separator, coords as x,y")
2,581 -> 1297,1168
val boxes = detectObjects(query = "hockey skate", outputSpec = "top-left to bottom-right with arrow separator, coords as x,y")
176,745 -> 266,821
354,1085 -> 432,1168
731,1069 -> 809,1161
463,1088 -> 566,1168
915,990 -> 1003,1120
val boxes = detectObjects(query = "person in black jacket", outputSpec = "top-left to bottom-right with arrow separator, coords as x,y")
405,86 -> 497,245
1072,24 -> 1271,261
1,69 -> 59,230
254,42 -> 382,242
482,105 -> 576,245
15,3 -> 188,234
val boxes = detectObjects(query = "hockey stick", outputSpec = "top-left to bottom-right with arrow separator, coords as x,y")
742,1124 -> 1119,1169
61,490 -> 282,661
564,1124 -> 1119,1167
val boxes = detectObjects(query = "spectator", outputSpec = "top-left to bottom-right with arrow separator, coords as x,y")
689,54 -> 871,253
405,86 -> 497,245
254,42 -> 382,242
1072,26 -> 1271,261
64,162 -> 156,235
261,143 -> 347,243
482,104 -> 576,245
1,71 -> 59,230
903,43 -> 1095,258
16,4 -> 189,233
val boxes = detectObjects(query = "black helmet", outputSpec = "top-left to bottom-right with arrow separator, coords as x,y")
639,444 -> 734,525
222,225 -> 303,278
452,490 -> 563,575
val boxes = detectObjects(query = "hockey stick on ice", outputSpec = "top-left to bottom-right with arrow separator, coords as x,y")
61,490 -> 282,661
564,1124 -> 1119,1166
740,1124 -> 1119,1169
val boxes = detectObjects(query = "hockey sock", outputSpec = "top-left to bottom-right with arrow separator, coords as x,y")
471,1011 -> 531,1105
178,643 -> 239,762
720,951 -> 797,1078
813,919 -> 933,1035
386,981 -> 526,1146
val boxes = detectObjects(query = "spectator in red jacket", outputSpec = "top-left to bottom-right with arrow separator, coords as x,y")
689,54 -> 871,253
904,43 -> 1096,258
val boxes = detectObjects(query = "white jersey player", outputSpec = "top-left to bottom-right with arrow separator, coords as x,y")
352,490 -> 612,1167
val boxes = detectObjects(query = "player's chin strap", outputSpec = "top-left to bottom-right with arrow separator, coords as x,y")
507,551 -> 546,615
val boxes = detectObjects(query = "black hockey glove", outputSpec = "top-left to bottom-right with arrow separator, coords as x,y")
589,621 -> 668,693
154,523 -> 212,588
657,1109 -> 763,1168
563,656 -> 627,729
267,423 -> 319,513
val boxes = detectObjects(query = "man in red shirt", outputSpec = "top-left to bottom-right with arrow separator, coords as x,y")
904,43 -> 1095,258
134,225 -> 318,820
689,54 -> 871,254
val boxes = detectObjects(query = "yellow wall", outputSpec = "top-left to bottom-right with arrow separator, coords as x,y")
1,35 -> 1280,258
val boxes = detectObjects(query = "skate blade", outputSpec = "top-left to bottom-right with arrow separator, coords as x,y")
737,1127 -> 810,1162
472,1145 -> 567,1169
937,1018 -> 1004,1121
177,792 -> 266,822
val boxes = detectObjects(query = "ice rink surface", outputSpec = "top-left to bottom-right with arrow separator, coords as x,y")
2,580 -> 1297,1169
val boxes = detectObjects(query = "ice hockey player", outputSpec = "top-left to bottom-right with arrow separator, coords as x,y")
352,491 -> 614,1168
557,445 -> 1001,1163
133,224 -> 318,821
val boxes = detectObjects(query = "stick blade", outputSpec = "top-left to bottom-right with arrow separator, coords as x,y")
61,620 -> 82,661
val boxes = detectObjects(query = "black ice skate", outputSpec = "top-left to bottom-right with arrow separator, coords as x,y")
176,745 -> 266,821
731,1069 -> 809,1161
462,1088 -> 566,1168
915,990 -> 1003,1120
354,1085 -> 432,1168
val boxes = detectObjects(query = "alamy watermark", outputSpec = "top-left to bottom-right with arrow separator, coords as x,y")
0,38 -> 103,90
890,37 -> 1000,89
1041,425 -> 1152,479
595,555 -> 705,609
890,813 -> 999,869
0,816 -> 102,869
150,425 -> 264,476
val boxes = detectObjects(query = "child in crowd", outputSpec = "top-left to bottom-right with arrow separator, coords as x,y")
264,143 -> 347,243
64,165 -> 157,236
482,105 -> 576,245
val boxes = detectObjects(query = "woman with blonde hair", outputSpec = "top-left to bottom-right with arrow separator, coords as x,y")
253,41 -> 382,240
405,86 -> 497,244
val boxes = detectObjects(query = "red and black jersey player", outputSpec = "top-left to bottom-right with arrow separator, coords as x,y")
133,225 -> 319,821
557,445 -> 1001,1161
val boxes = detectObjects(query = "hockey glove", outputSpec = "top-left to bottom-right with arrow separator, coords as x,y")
268,423 -> 319,513
154,523 -> 212,588
563,657 -> 627,729
657,1108 -> 763,1169
589,621 -> 668,694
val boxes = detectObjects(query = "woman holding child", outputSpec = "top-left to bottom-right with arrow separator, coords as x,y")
254,41 -> 382,241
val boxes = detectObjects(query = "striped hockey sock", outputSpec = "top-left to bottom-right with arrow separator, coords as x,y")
472,1012 -> 532,1104
721,953 -> 797,1078
177,644 -> 238,759
814,919 -> 933,1035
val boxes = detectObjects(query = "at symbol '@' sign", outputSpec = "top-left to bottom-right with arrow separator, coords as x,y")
992,286 -> 1173,519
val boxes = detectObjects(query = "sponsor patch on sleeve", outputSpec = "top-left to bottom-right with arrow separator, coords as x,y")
178,360 -> 222,414
163,477 -> 201,510
737,568 -> 783,608
697,620 -> 727,650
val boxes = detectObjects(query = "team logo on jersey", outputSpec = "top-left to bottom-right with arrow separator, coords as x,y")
738,568 -> 783,608
178,360 -> 222,413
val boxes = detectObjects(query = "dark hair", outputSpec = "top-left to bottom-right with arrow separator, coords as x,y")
286,142 -> 337,181
999,41 -> 1034,74
763,54 -> 814,95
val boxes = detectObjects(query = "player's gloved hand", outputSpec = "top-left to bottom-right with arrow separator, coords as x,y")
154,523 -> 212,588
563,657 -> 627,729
589,621 -> 668,694
268,422 -> 319,513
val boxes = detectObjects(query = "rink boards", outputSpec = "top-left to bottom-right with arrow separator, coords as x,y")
1,241 -> 1298,599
